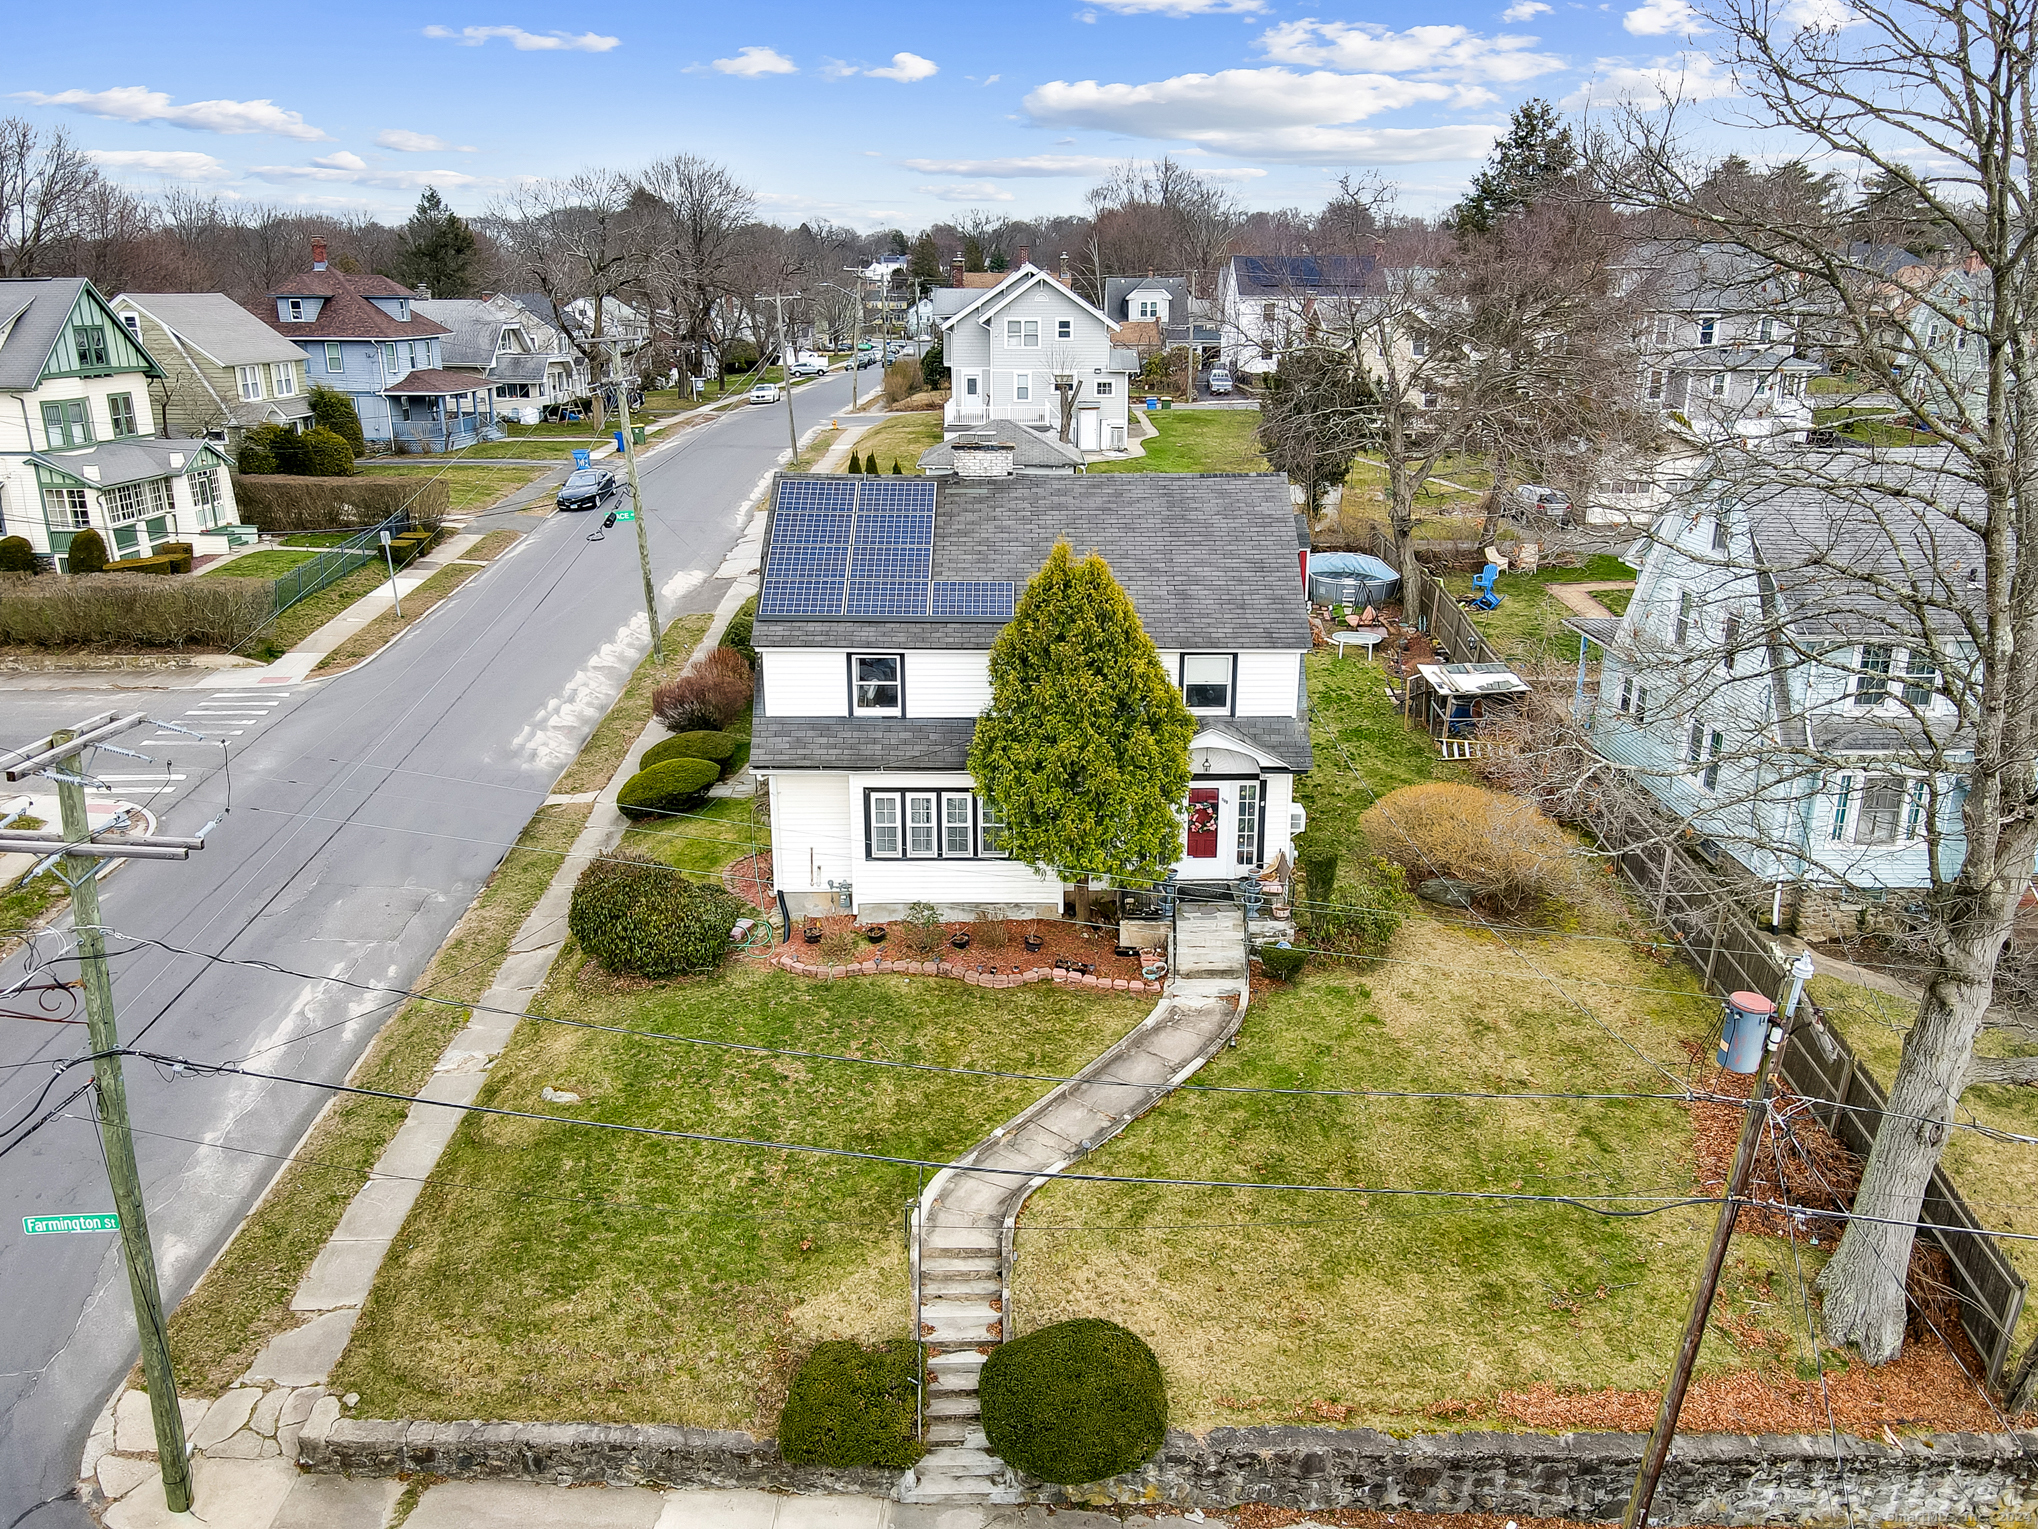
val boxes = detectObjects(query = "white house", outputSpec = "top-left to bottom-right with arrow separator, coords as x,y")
415,297 -> 586,421
1574,452 -> 1998,936
1216,254 -> 1373,376
0,277 -> 240,570
930,262 -> 1137,452
751,465 -> 1313,921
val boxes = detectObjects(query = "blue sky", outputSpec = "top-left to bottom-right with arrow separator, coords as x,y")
6,0 -> 1733,227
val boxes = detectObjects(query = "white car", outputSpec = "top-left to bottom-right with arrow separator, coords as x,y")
749,382 -> 783,405
1207,366 -> 1233,396
788,359 -> 827,379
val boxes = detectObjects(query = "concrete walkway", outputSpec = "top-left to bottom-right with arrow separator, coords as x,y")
80,578 -> 763,1529
907,903 -> 1249,1504
1543,580 -> 1636,622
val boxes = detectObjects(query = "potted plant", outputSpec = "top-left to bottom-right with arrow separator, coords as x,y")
951,930 -> 971,950
1024,932 -> 1044,953
862,924 -> 887,944
802,923 -> 823,945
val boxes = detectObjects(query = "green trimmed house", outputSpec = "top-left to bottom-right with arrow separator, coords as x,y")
0,277 -> 243,571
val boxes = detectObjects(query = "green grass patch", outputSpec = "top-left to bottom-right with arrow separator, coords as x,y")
450,438 -> 588,460
353,464 -> 546,515
621,795 -> 764,879
202,548 -> 321,578
0,863 -> 66,960
849,412 -> 944,473
1298,653 -> 1459,864
1598,588 -> 1634,617
1090,409 -> 1267,475
549,613 -> 713,796
281,531 -> 367,549
242,561 -> 390,660
464,529 -> 522,562
1437,569 -> 1591,668
159,804 -> 593,1395
329,960 -> 1148,1428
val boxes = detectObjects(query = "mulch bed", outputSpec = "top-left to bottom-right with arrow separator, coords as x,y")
1229,1510 -> 1579,1529
769,912 -> 1156,987
1686,1062 -> 1860,1238
722,852 -> 773,910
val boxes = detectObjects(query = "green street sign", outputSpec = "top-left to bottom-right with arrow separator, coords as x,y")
614,509 -> 637,522
24,1212 -> 119,1235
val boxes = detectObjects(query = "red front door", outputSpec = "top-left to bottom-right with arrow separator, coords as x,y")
1187,787 -> 1219,858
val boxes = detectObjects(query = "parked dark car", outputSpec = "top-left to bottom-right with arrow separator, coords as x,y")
557,467 -> 616,512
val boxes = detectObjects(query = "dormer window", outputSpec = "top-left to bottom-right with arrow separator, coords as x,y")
1181,654 -> 1234,715
851,654 -> 902,716
1137,300 -> 1159,319
288,299 -> 305,321
397,299 -> 410,321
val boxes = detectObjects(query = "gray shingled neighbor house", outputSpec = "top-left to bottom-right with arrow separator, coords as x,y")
751,458 -> 1312,920
112,292 -> 314,457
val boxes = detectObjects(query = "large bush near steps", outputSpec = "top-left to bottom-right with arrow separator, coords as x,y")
0,536 -> 38,573
652,646 -> 755,732
616,757 -> 720,820
979,1319 -> 1166,1485
777,1340 -> 924,1469
1357,782 -> 1584,914
641,731 -> 738,776
67,528 -> 108,574
567,849 -> 748,979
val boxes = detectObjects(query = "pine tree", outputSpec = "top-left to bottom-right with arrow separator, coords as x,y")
393,187 -> 479,298
909,233 -> 943,287
1449,100 -> 1578,235
969,542 -> 1196,921
963,237 -> 986,273
890,459 -> 903,474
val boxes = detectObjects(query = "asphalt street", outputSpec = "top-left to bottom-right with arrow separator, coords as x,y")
0,368 -> 865,1527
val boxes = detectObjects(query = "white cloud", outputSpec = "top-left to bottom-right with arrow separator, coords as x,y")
983,73 -> 1002,84
1195,165 -> 1270,178
868,51 -> 938,82
377,128 -> 476,152
312,150 -> 367,171
915,182 -> 1017,202
1255,20 -> 1564,83
83,148 -> 231,180
15,86 -> 328,140
710,45 -> 798,76
1026,67 -> 1457,138
1502,0 -> 1553,17
251,162 -> 494,191
1085,0 -> 1266,13
422,24 -> 619,51
903,154 -> 1120,176
1561,50 -> 1736,106
816,58 -> 860,78
1621,0 -> 1704,34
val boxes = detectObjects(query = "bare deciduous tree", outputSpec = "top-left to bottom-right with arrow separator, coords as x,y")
638,154 -> 755,394
0,118 -> 103,278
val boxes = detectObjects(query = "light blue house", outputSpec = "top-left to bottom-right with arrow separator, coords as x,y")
261,238 -> 500,453
1574,451 -> 1991,938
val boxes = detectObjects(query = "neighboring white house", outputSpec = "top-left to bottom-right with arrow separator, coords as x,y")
110,292 -> 314,456
930,263 -> 1137,452
1574,453 -> 1999,937
415,297 -> 586,420
0,277 -> 240,569
1216,255 -> 1373,376
751,466 -> 1313,921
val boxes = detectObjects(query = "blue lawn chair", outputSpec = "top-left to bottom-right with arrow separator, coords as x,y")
1466,563 -> 1504,611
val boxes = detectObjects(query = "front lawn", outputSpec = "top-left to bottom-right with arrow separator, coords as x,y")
849,412 -> 944,473
329,960 -> 1148,1428
353,464 -> 546,514
1090,409 -> 1266,475
202,548 -> 320,579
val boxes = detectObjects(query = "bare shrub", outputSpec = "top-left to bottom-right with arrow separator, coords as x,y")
0,572 -> 273,649
882,358 -> 920,407
231,474 -> 448,534
652,646 -> 756,732
1358,781 -> 1586,913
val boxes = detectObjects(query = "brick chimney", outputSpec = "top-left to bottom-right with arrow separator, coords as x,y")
1017,244 -> 1030,268
312,237 -> 327,272
951,252 -> 964,285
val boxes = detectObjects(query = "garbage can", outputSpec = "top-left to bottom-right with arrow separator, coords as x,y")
631,425 -> 646,446
1717,991 -> 1776,1074
1160,398 -> 1173,410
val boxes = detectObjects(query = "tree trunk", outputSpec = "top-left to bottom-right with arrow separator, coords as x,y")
1479,449 -> 1511,545
1817,919 -> 2009,1361
1390,473 -> 1420,630
1073,875 -> 1092,927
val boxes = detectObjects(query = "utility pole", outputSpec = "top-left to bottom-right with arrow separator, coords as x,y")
764,292 -> 801,461
2,714 -> 215,1516
605,343 -> 662,665
844,267 -> 867,412
1622,950 -> 1816,1529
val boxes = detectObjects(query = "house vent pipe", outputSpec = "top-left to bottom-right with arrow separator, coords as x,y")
951,439 -> 1016,479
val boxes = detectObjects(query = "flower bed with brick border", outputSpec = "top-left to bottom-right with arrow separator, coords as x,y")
771,948 -> 1163,995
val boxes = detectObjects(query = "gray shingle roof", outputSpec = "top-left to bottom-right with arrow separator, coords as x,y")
756,471 -> 1311,651
0,278 -> 98,392
751,713 -> 1310,772
919,419 -> 1083,472
32,437 -> 226,488
1103,275 -> 1190,322
1199,715 -> 1311,770
411,299 -> 504,367
116,293 -> 306,366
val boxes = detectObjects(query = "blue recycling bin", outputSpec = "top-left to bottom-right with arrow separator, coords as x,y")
572,449 -> 591,470
613,430 -> 627,453
1717,991 -> 1776,1074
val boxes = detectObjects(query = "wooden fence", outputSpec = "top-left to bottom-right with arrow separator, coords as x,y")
1364,536 -> 2031,1387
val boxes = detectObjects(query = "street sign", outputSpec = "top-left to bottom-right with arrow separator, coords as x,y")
24,1212 -> 119,1235
614,509 -> 637,522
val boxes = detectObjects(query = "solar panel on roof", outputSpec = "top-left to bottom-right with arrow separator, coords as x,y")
845,580 -> 932,616
759,475 -> 1009,621
930,580 -> 1016,619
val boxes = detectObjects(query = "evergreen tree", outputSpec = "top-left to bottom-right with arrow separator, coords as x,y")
1847,165 -> 1955,256
306,386 -> 366,457
920,339 -> 947,392
394,187 -> 479,298
963,237 -> 986,272
890,459 -> 903,474
1255,346 -> 1378,520
909,233 -> 943,287
887,228 -> 909,255
969,542 -> 1195,922
1449,99 -> 1578,235
67,528 -> 108,574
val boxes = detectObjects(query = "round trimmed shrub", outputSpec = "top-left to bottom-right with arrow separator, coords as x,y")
616,757 -> 720,820
67,529 -> 108,574
567,849 -> 748,978
1257,944 -> 1307,981
642,731 -> 738,775
0,535 -> 37,574
1358,782 -> 1585,914
777,1340 -> 925,1469
297,425 -> 356,477
979,1319 -> 1165,1485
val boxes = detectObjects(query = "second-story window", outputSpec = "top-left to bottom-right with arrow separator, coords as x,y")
1057,318 -> 1072,339
325,342 -> 343,373
1653,314 -> 1675,345
1711,515 -> 1730,551
1095,381 -> 1114,396
1686,720 -> 1706,765
1698,317 -> 1717,345
1261,302 -> 1277,324
1181,653 -> 1233,713
41,399 -> 90,448
383,343 -> 399,373
1647,369 -> 1666,403
1703,730 -> 1724,791
851,654 -> 901,716
1708,372 -> 1728,397
1759,315 -> 1775,343
1855,643 -> 1893,703
73,325 -> 109,368
1004,319 -> 1039,347
1903,649 -> 1938,705
271,362 -> 296,397
238,365 -> 264,402
108,393 -> 137,438
1674,589 -> 1693,645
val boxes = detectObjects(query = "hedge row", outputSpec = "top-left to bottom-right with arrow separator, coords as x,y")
777,1341 -> 923,1469
0,573 -> 273,648
107,543 -> 194,576
230,474 -> 448,534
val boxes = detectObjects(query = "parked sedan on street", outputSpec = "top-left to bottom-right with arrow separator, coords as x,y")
556,467 -> 616,512
750,382 -> 784,404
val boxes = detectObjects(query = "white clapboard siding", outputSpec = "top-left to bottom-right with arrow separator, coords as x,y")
1236,652 -> 1302,716
769,774 -> 854,891
901,650 -> 991,717
761,650 -> 846,717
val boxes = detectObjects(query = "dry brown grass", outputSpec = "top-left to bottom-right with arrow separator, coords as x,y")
1359,782 -> 1589,913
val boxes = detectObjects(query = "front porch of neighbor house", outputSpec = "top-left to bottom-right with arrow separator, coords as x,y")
28,440 -> 244,570
371,370 -> 503,453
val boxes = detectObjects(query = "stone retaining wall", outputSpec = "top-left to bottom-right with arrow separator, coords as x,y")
297,1408 -> 2038,1525
772,949 -> 1164,994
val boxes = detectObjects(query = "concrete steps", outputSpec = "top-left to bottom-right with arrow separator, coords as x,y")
1174,902 -> 1248,980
